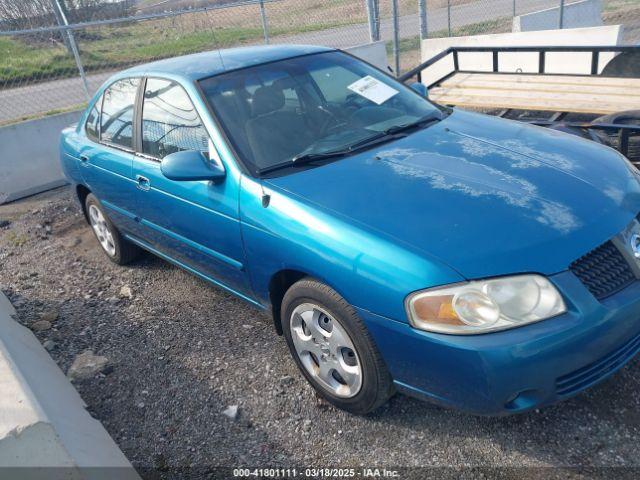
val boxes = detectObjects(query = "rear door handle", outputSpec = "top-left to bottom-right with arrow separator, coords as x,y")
136,175 -> 150,191
79,154 -> 89,165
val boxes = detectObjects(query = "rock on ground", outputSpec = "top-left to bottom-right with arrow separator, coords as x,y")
31,320 -> 51,332
67,350 -> 110,381
222,405 -> 239,420
119,285 -> 133,299
40,309 -> 59,323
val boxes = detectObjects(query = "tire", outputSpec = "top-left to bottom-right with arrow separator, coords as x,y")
281,278 -> 394,415
593,111 -> 640,164
85,193 -> 140,265
600,52 -> 640,78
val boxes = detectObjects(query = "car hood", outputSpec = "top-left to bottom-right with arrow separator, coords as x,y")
265,109 -> 640,279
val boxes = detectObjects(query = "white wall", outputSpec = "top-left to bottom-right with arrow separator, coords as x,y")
345,41 -> 389,71
513,0 -> 603,32
420,25 -> 623,88
0,110 -> 81,204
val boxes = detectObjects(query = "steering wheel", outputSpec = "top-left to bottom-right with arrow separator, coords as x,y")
344,92 -> 368,110
316,105 -> 344,136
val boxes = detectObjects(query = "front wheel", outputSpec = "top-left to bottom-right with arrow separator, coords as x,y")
85,193 -> 140,265
282,278 -> 394,415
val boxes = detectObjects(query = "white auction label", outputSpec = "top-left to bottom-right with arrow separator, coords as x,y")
347,75 -> 399,105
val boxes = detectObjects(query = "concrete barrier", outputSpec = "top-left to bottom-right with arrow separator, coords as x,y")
0,110 -> 81,205
420,25 -> 623,88
0,292 -> 140,479
345,41 -> 389,71
513,0 -> 603,32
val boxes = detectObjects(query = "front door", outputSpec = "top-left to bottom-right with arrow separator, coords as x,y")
131,77 -> 249,296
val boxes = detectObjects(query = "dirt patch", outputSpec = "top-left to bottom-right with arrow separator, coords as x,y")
604,2 -> 640,43
2,186 -> 640,478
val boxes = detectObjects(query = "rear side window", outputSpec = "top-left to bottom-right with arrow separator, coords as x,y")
85,97 -> 101,141
141,78 -> 209,159
100,78 -> 140,149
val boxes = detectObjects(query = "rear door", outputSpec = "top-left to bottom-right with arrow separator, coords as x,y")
130,77 -> 250,295
78,78 -> 141,232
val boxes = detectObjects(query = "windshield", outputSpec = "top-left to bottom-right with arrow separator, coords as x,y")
199,51 -> 443,174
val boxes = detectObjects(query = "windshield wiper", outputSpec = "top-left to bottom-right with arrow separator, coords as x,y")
339,114 -> 442,152
257,114 -> 441,176
258,149 -> 352,175
260,134 -> 402,175
384,114 -> 442,135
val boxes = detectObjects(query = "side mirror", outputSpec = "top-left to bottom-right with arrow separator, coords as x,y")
410,82 -> 428,98
161,150 -> 225,183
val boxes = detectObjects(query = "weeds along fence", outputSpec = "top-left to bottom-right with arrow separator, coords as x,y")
1,0 -> 639,125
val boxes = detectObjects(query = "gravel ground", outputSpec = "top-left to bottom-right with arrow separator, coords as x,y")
2,186 -> 640,479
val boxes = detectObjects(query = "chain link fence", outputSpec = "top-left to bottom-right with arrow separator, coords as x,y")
1,0 -> 639,125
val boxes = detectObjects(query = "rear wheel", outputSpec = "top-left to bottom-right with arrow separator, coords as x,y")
282,278 -> 394,414
85,194 -> 140,265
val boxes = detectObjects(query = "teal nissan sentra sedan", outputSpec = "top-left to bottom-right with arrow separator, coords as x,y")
60,45 -> 640,415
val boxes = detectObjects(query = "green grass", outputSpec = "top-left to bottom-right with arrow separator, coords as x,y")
0,24 -> 265,85
5,231 -> 27,247
603,0 -> 640,12
0,13 -> 510,86
0,36 -> 74,83
3,0 -> 635,87
0,15 -> 358,86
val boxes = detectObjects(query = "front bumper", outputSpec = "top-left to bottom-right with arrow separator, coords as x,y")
359,270 -> 640,415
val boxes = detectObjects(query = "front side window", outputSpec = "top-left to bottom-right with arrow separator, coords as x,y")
100,78 -> 140,149
199,51 -> 443,174
141,78 -> 209,159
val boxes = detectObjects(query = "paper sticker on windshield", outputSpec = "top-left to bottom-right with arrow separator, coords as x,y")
347,76 -> 399,105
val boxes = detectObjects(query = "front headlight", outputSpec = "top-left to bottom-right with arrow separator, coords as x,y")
405,274 -> 566,335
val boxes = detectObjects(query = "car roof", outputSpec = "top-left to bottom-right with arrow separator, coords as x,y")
120,44 -> 334,82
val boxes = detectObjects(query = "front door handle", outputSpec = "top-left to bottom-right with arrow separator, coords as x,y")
136,175 -> 150,191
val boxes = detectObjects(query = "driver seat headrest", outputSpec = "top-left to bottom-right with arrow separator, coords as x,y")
252,85 -> 285,117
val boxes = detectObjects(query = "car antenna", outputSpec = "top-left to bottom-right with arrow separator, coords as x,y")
215,47 -> 226,70
209,26 -> 226,70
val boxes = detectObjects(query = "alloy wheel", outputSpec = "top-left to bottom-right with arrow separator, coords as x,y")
88,204 -> 116,257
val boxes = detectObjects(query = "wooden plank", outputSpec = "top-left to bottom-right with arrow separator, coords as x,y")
429,90 -> 634,113
428,91 -> 632,115
448,73 -> 640,88
430,86 -> 640,105
432,72 -> 640,114
440,77 -> 640,97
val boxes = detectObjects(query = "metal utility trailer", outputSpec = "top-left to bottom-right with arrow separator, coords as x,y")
399,45 -> 640,162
